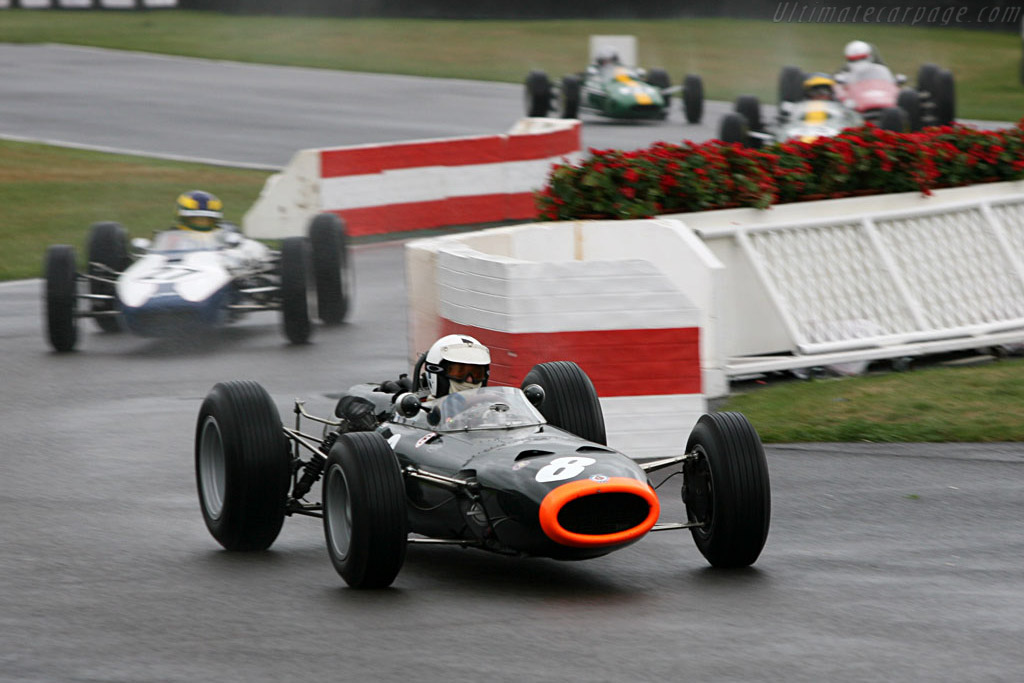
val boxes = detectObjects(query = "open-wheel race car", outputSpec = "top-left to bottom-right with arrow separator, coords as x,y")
525,65 -> 704,125
194,360 -> 771,589
42,212 -> 351,352
523,36 -> 703,124
718,94 -> 900,148
778,61 -> 955,130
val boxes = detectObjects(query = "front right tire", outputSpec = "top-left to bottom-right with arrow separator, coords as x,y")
44,244 -> 78,353
323,432 -> 408,589
195,381 -> 291,551
86,221 -> 129,333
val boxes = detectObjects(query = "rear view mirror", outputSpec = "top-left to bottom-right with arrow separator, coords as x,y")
395,392 -> 424,419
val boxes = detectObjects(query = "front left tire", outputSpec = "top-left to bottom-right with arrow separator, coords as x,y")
683,412 -> 771,568
682,74 -> 704,124
521,361 -> 607,446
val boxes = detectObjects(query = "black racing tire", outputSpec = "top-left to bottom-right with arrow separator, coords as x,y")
280,236 -> 312,344
86,221 -> 129,333
934,68 -> 955,126
521,361 -> 606,446
524,70 -> 552,117
878,106 -> 909,132
323,432 -> 408,589
682,73 -> 704,124
779,65 -> 805,104
719,112 -> 751,147
683,412 -> 771,568
195,380 -> 290,551
560,74 -> 581,119
44,244 -> 79,353
896,88 -> 923,131
734,94 -> 763,132
916,63 -> 941,100
646,67 -> 671,107
308,212 -> 350,325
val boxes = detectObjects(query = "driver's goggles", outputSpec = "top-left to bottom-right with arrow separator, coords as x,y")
445,363 -> 488,383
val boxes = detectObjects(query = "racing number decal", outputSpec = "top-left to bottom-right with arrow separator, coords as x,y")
535,456 -> 597,483
141,265 -> 197,283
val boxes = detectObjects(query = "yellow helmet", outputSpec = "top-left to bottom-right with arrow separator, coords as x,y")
175,190 -> 223,232
803,73 -> 836,100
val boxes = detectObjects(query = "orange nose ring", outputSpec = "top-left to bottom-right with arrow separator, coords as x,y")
538,477 -> 660,548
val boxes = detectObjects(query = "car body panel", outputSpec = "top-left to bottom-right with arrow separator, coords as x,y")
582,66 -> 667,120
835,64 -> 901,113
772,99 -> 864,143
347,384 -> 658,559
114,230 -> 274,336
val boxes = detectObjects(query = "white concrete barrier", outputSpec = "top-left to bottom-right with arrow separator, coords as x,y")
244,118 -> 581,240
406,219 -> 723,458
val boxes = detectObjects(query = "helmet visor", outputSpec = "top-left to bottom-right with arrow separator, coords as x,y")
446,362 -> 488,383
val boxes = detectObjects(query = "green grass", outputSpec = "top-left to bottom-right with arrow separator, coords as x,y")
721,357 -> 1024,442
0,10 -> 1023,121
0,139 -> 270,280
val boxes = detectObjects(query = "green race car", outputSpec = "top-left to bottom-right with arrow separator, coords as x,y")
525,60 -> 704,124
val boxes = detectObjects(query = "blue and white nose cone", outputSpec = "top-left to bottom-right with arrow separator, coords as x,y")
116,252 -> 233,336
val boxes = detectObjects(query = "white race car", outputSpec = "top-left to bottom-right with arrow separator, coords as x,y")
43,213 -> 350,352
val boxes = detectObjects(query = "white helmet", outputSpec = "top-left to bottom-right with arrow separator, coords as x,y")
595,49 -> 620,67
844,40 -> 872,62
424,334 -> 491,397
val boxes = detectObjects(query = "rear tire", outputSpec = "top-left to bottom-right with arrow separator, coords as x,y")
934,69 -> 955,125
323,432 -> 408,589
683,412 -> 771,568
524,70 -> 552,117
896,88 -> 923,130
521,361 -> 606,446
917,63 -> 940,99
195,381 -> 290,551
779,66 -> 804,104
280,236 -> 312,344
44,245 -> 78,353
308,212 -> 350,325
682,74 -> 704,124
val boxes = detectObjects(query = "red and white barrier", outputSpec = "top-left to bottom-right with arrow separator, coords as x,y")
406,219 -> 724,458
244,118 -> 581,239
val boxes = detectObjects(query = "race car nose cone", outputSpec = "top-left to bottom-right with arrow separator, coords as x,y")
539,477 -> 659,548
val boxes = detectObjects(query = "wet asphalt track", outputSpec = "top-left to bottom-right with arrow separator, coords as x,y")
1,45 -> 1024,683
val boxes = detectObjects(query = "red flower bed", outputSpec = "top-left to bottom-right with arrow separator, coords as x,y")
535,120 -> 1024,221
